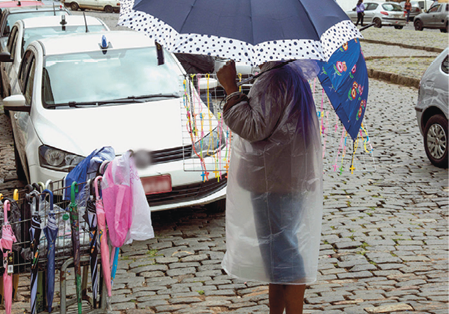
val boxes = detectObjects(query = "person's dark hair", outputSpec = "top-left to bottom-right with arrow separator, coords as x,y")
357,0 -> 363,4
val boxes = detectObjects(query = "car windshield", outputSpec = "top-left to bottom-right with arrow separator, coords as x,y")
382,3 -> 403,11
23,25 -> 106,50
42,47 -> 183,108
6,11 -> 66,35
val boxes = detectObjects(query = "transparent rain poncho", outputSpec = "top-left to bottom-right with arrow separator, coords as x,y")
221,61 -> 323,285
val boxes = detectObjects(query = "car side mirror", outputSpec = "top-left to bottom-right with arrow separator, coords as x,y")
198,77 -> 218,90
0,51 -> 13,62
3,94 -> 29,112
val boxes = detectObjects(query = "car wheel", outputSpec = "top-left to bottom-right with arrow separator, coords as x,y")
104,5 -> 113,13
13,142 -> 27,181
441,24 -> 448,33
394,25 -> 403,29
70,2 -> 79,11
206,198 -> 226,212
424,114 -> 448,168
414,19 -> 423,31
373,18 -> 382,28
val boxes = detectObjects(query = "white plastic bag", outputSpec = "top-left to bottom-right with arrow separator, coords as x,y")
124,157 -> 154,245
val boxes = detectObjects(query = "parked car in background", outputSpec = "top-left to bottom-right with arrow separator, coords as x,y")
415,48 -> 448,168
0,5 -> 69,48
346,1 -> 407,28
61,0 -> 120,13
1,31 -> 226,211
413,2 -> 448,32
399,1 -> 423,20
1,15 -> 108,98
214,57 -> 260,94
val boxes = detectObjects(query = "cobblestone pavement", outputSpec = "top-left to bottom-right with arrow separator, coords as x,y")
0,10 -> 448,314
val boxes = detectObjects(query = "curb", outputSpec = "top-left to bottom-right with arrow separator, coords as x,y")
361,38 -> 444,53
367,68 -> 420,89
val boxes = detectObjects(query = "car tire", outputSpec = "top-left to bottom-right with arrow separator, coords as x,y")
441,24 -> 448,33
104,5 -> 113,13
70,2 -> 79,11
373,18 -> 382,28
13,142 -> 27,181
206,198 -> 226,212
424,114 -> 448,168
414,19 -> 423,31
394,25 -> 403,29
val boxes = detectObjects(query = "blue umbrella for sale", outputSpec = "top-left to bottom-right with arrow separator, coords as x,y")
41,189 -> 57,313
27,191 -> 41,314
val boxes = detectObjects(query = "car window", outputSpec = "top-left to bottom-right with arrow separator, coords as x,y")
442,56 -> 449,75
428,4 -> 440,12
5,11 -> 67,36
366,3 -> 378,10
445,4 -> 448,12
6,25 -> 17,54
24,57 -> 35,105
382,3 -> 403,11
42,47 -> 184,108
19,50 -> 33,86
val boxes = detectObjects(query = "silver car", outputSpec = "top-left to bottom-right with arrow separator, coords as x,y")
399,1 -> 423,20
415,48 -> 448,168
346,1 -> 407,29
413,2 -> 448,32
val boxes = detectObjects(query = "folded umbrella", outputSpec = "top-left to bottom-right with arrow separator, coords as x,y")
28,191 -> 41,314
94,176 -> 112,298
42,189 -> 57,313
1,200 -> 17,314
83,197 -> 99,308
69,182 -> 82,314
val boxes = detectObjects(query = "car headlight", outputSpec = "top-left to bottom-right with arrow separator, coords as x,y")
39,145 -> 84,172
193,128 -> 226,158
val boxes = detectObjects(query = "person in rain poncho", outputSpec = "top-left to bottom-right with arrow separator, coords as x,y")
217,60 -> 323,314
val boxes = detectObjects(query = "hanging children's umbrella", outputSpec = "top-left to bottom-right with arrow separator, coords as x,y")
28,191 -> 41,314
94,176 -> 112,298
83,197 -> 99,308
42,189 -> 57,313
1,200 -> 17,314
68,182 -> 82,314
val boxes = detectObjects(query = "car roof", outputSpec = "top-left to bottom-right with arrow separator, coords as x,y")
21,15 -> 103,28
4,5 -> 67,13
37,31 -> 155,56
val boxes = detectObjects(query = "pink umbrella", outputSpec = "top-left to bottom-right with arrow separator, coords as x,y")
94,176 -> 112,297
1,200 -> 17,314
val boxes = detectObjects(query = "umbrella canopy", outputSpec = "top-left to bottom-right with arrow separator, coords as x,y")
83,197 -> 99,308
94,176 -> 112,298
316,38 -> 369,140
42,189 -> 57,313
1,200 -> 17,314
69,182 -> 82,314
27,191 -> 41,314
119,0 -> 361,66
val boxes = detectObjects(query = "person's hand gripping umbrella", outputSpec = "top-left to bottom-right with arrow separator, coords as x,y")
94,176 -> 112,298
69,182 -> 83,314
1,200 -> 17,314
27,191 -> 42,314
42,189 -> 57,313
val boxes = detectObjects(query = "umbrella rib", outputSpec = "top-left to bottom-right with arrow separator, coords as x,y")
178,0 -> 199,36
295,0 -> 320,43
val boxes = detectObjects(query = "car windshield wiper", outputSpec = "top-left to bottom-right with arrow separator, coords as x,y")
46,98 -> 145,108
125,93 -> 181,100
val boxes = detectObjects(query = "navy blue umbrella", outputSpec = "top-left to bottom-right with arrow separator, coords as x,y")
119,0 -> 362,66
41,189 -> 57,313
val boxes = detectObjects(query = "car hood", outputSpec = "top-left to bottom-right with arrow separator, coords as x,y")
33,98 -> 189,157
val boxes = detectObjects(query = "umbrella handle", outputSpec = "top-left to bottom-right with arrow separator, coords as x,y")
13,189 -> 19,201
3,200 -> 10,224
94,176 -> 103,200
38,182 -> 46,192
41,189 -> 54,213
45,180 -> 53,190
70,182 -> 78,207
29,191 -> 40,215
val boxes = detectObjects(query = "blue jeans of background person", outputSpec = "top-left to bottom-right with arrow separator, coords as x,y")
356,12 -> 364,26
406,10 -> 411,23
251,193 -> 306,283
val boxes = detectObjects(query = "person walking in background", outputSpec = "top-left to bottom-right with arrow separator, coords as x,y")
355,0 -> 365,26
404,0 -> 412,24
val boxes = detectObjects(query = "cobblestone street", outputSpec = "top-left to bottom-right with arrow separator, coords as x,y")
0,11 -> 447,314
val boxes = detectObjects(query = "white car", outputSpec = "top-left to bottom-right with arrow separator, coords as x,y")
1,31 -> 226,211
61,0 -> 120,13
346,1 -> 407,29
415,48 -> 448,168
214,58 -> 260,93
1,15 -> 109,98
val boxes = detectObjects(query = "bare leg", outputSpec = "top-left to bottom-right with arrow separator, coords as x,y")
285,284 -> 306,314
269,284 -> 286,314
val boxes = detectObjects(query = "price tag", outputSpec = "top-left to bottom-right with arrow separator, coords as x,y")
7,252 -> 13,274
